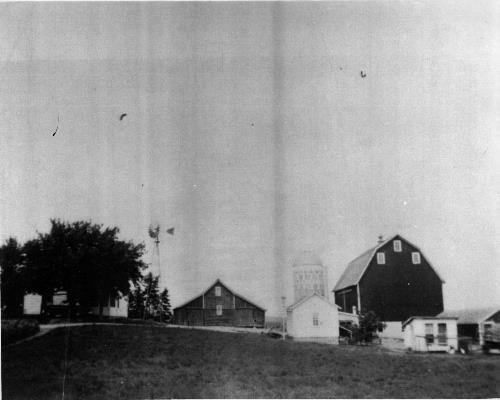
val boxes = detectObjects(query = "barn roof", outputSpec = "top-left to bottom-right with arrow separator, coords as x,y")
437,307 -> 500,324
173,278 -> 266,311
333,234 -> 445,292
286,293 -> 340,311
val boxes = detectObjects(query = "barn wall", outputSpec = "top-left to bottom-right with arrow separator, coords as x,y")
204,283 -> 233,309
359,236 -> 443,321
334,286 -> 358,313
173,282 -> 265,327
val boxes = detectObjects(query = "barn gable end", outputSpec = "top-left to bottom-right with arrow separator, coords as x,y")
173,279 -> 265,327
334,234 -> 444,323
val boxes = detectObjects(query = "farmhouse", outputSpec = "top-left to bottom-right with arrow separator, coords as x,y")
334,234 -> 444,338
438,307 -> 500,345
403,316 -> 458,352
173,279 -> 265,327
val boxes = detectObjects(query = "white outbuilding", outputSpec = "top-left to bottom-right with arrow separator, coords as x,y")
286,293 -> 340,344
403,316 -> 458,352
286,251 -> 340,343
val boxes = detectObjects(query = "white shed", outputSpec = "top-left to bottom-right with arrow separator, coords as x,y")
23,293 -> 42,315
403,316 -> 458,352
286,293 -> 340,344
91,295 -> 129,318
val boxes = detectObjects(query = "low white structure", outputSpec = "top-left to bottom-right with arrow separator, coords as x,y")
23,293 -> 42,315
91,295 -> 129,318
23,291 -> 129,318
286,293 -> 340,344
403,316 -> 458,352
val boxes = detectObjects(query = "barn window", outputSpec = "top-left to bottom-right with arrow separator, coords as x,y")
216,304 -> 223,315
377,252 -> 385,264
412,252 -> 421,264
393,240 -> 402,252
313,313 -> 319,326
215,286 -> 221,296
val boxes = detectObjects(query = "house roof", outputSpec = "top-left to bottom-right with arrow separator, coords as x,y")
437,307 -> 500,324
333,234 -> 445,291
287,293 -> 340,311
173,278 -> 266,311
402,316 -> 458,329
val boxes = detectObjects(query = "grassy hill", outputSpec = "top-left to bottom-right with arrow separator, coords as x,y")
2,325 -> 500,399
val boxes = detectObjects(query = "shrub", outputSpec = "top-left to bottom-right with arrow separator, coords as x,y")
1,318 -> 40,346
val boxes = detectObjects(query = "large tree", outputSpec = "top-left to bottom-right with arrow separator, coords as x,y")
0,238 -> 26,317
23,219 -> 147,316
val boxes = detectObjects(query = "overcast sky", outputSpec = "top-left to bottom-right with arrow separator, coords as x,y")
1,2 -> 499,316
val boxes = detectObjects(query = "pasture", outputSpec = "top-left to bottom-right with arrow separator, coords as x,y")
2,325 -> 499,399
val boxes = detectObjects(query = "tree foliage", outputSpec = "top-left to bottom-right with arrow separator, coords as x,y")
352,311 -> 386,343
128,272 -> 172,322
0,238 -> 26,317
12,219 -> 147,316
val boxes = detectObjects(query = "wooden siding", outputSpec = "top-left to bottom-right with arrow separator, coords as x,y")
173,280 -> 265,327
358,237 -> 443,321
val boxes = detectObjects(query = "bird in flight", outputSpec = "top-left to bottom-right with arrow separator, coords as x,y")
52,116 -> 59,136
119,113 -> 127,121
360,70 -> 367,78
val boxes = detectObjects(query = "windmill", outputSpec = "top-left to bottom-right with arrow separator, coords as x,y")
147,223 -> 175,322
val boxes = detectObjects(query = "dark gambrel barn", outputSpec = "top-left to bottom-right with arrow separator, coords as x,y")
173,279 -> 265,327
334,234 -> 444,322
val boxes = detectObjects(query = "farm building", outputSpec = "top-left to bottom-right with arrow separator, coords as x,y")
333,234 -> 444,338
403,316 -> 458,352
286,252 -> 340,343
286,293 -> 340,343
438,307 -> 500,345
22,291 -> 129,318
173,279 -> 265,327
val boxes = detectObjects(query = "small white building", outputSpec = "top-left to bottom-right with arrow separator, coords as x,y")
23,291 -> 129,318
286,293 -> 340,344
403,316 -> 458,352
91,295 -> 129,318
23,293 -> 42,315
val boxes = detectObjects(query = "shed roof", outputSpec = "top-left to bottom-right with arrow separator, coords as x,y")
333,234 -> 444,291
437,307 -> 500,324
173,278 -> 266,311
287,293 -> 340,311
402,316 -> 458,329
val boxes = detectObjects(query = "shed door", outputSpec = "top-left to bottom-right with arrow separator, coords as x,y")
437,323 -> 447,345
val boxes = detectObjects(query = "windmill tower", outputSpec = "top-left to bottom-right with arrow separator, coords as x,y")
147,224 -> 174,322
148,224 -> 161,277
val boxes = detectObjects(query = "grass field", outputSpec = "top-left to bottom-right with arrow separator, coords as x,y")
2,325 -> 500,399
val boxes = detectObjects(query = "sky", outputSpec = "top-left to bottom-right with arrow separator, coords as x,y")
1,2 -> 499,316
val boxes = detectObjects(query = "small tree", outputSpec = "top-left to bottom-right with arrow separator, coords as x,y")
128,272 -> 172,322
354,311 -> 386,344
